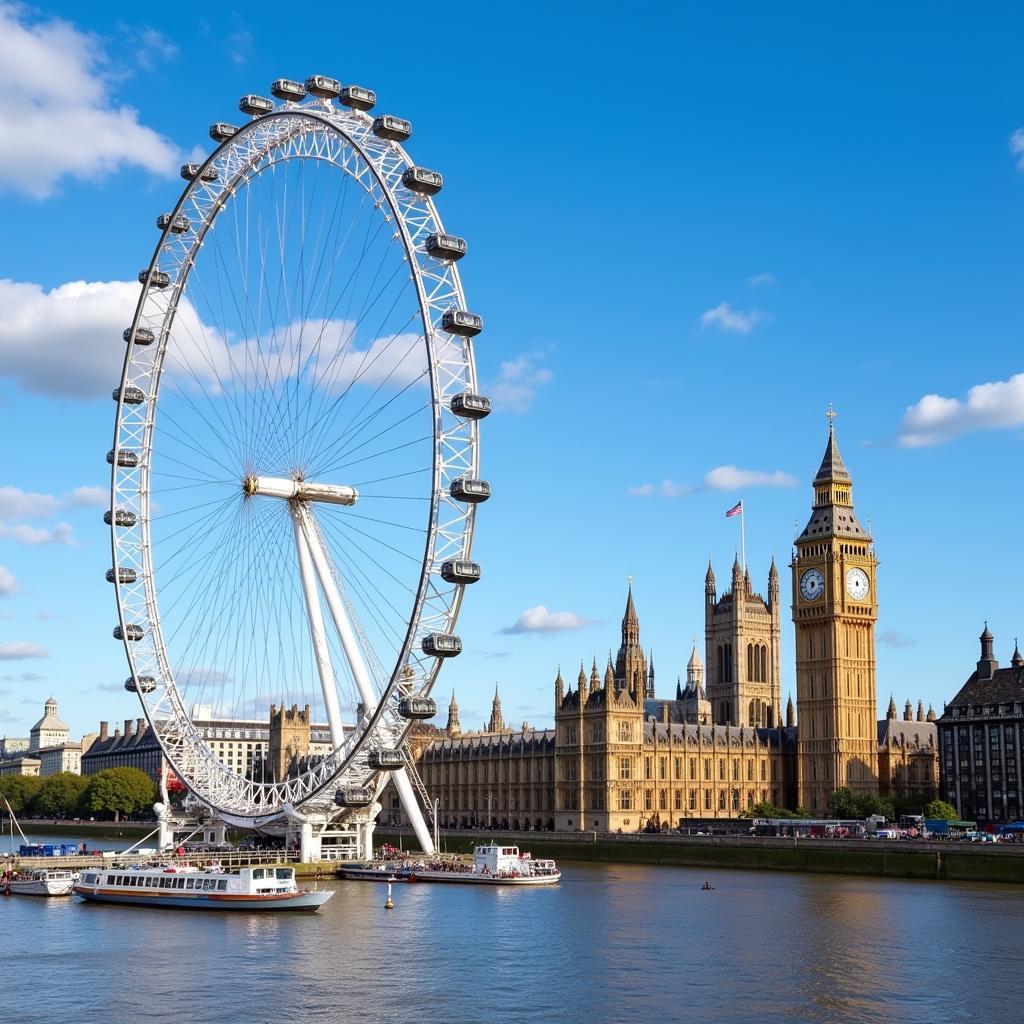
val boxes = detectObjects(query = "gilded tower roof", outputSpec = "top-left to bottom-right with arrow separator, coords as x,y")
814,421 -> 852,485
798,416 -> 868,541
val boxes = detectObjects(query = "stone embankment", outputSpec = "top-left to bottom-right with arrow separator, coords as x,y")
379,829 -> 1024,884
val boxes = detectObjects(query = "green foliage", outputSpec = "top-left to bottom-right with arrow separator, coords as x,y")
30,773 -> 89,818
924,799 -> 959,821
82,768 -> 156,820
0,774 -> 44,815
740,801 -> 804,820
828,786 -> 895,822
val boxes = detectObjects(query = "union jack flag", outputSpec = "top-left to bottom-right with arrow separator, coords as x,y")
725,501 -> 743,518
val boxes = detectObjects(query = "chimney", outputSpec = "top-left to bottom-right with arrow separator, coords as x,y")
136,718 -> 146,735
124,718 -> 134,739
99,721 -> 108,742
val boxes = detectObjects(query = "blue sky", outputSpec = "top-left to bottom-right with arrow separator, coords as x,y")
0,3 -> 1022,738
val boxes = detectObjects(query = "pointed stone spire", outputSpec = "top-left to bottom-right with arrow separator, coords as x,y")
705,558 -> 716,596
623,579 -> 639,646
446,690 -> 461,737
887,694 -> 897,720
732,551 -> 743,588
926,705 -> 936,722
577,662 -> 588,703
488,684 -> 505,733
555,667 -> 564,706
903,699 -> 913,722
744,566 -> 751,595
646,649 -> 655,699
768,556 -> 779,604
676,676 -> 683,701
978,623 -> 998,680
1012,639 -> 1024,668
916,700 -> 924,722
590,656 -> 600,696
786,693 -> 795,727
815,406 -> 851,486
604,655 -> 615,692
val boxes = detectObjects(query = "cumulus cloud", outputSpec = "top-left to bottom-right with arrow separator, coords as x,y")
71,485 -> 108,506
485,354 -> 553,413
700,303 -> 769,334
0,642 -> 48,660
0,522 -> 75,545
0,565 -> 15,595
629,465 -> 796,499
747,273 -> 776,288
879,630 -> 915,649
1011,128 -> 1024,170
131,27 -> 178,69
501,605 -> 593,635
899,372 -> 1024,447
701,465 -> 797,490
0,671 -> 45,682
0,486 -> 61,519
0,4 -> 181,197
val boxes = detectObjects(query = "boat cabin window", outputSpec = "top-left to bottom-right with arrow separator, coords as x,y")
217,880 -> 228,891
276,868 -> 292,880
502,848 -> 516,856
252,868 -> 265,879
83,873 -> 97,884
186,879 -> 195,889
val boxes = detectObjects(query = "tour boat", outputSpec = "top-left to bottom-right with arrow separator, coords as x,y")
342,844 -> 560,886
3,869 -> 77,897
73,864 -> 333,912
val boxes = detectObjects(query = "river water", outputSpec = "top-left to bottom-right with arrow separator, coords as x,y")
3,857 -> 1020,1024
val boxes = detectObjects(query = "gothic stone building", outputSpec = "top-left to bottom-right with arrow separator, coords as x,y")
938,628 -> 1024,824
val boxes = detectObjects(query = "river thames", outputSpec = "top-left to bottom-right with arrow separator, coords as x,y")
4,859 -> 1021,1024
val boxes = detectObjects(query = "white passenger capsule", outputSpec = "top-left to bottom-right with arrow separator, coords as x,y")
335,786 -> 373,807
339,84 -> 376,111
449,477 -> 490,503
209,122 -> 238,142
180,163 -> 219,183
401,166 -> 443,196
123,327 -> 155,346
367,748 -> 404,771
140,269 -> 170,288
441,310 -> 483,337
450,392 -> 491,420
124,675 -> 157,694
107,449 -> 140,468
421,633 -> 463,658
112,386 -> 146,405
306,75 -> 341,98
371,115 -> 412,142
440,559 -> 481,584
156,213 -> 190,234
113,624 -> 144,641
271,78 -> 306,101
239,94 -> 273,116
104,510 -> 137,527
106,568 -> 137,584
425,233 -> 467,261
398,696 -> 437,720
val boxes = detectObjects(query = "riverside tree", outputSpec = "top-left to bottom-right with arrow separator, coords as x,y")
82,767 -> 156,821
31,772 -> 89,818
924,799 -> 959,821
0,774 -> 43,815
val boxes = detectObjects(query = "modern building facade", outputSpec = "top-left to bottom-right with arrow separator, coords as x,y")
938,628 -> 1024,824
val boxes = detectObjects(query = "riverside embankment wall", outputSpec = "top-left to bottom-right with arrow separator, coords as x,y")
380,830 -> 1024,884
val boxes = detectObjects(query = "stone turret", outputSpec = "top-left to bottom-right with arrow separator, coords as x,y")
904,700 -> 913,722
887,694 -> 898,720
1013,639 -> 1024,669
268,703 -> 311,783
577,663 -> 588,704
554,668 -> 564,707
446,691 -> 461,737
487,685 -> 505,733
916,700 -> 924,722
786,693 -> 795,728
978,624 -> 998,681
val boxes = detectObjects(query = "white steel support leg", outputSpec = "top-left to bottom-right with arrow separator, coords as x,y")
298,507 -> 435,855
292,512 -> 346,748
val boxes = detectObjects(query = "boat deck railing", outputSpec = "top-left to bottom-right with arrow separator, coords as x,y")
9,850 -> 300,872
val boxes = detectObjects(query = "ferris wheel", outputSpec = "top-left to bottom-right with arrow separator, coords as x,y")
107,76 -> 488,853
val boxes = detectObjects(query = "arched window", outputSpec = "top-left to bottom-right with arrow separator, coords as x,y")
760,645 -> 768,683
747,644 -> 754,682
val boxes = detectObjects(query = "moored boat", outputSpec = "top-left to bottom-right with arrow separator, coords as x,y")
73,864 -> 332,912
4,869 -> 77,897
342,844 -> 560,886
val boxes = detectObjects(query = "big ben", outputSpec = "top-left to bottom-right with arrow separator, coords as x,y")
791,410 -> 878,812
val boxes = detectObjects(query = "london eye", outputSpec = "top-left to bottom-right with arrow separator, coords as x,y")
107,76 -> 487,857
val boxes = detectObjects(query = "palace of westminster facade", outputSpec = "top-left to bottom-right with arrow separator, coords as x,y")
398,421 -> 940,831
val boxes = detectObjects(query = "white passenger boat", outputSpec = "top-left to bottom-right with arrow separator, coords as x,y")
4,869 -> 77,897
73,864 -> 333,912
343,844 -> 561,886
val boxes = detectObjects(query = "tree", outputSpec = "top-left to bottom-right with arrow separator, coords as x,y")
924,799 -> 958,821
82,768 -> 156,821
30,773 -> 90,818
828,786 -> 861,819
0,774 -> 44,816
741,801 -> 802,820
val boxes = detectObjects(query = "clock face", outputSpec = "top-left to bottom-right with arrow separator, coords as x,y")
800,568 -> 825,601
846,567 -> 870,601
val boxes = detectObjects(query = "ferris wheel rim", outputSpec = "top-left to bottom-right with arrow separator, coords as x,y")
108,97 -> 482,823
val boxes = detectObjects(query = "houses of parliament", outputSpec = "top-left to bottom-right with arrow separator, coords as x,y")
400,418 -> 940,831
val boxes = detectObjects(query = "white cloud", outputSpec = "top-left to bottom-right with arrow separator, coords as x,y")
879,630 -> 914,649
899,372 -> 1024,447
747,273 -> 776,288
0,642 -> 48,660
627,479 -> 692,498
1011,128 -> 1024,170
0,4 -> 181,197
0,521 -> 75,545
485,355 -> 553,413
701,465 -> 797,490
71,485 -> 108,507
700,303 -> 769,334
0,486 -> 61,519
0,565 -> 15,595
501,605 -> 593,635
131,27 -> 178,69
628,465 -> 795,499
0,277 -> 429,400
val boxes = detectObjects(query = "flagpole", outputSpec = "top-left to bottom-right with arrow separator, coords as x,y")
740,501 -> 746,575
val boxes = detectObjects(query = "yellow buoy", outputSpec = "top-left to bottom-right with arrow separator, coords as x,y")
385,879 -> 394,910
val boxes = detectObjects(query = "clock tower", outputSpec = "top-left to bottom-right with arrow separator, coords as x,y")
791,410 -> 879,813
